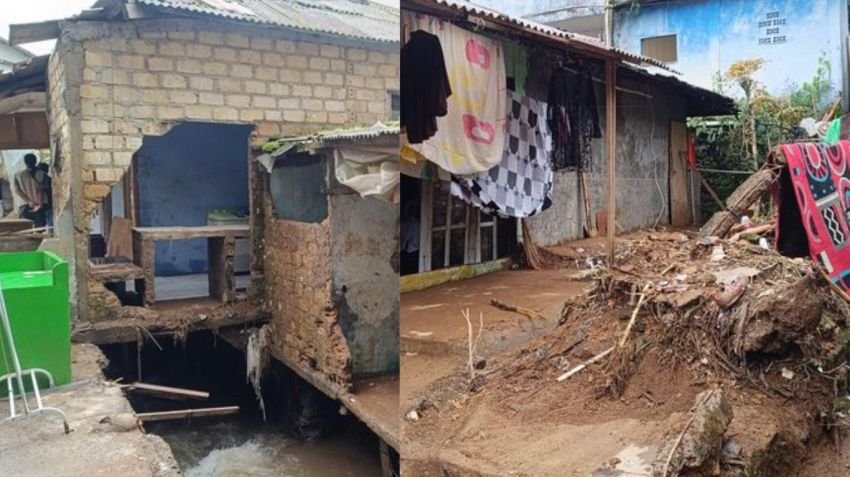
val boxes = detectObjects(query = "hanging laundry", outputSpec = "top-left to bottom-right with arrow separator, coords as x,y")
503,41 -> 528,96
451,90 -> 553,218
401,30 -> 452,144
402,17 -> 507,175
548,66 -> 601,171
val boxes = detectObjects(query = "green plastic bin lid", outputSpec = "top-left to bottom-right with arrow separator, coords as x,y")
0,270 -> 54,290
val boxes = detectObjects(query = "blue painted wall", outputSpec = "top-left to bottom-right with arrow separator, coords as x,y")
136,122 -> 251,276
614,0 -> 846,101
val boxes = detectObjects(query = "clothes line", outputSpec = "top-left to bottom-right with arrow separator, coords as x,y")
556,65 -> 653,99
697,168 -> 756,175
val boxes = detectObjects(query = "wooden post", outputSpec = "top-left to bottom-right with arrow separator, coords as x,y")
605,58 -> 618,266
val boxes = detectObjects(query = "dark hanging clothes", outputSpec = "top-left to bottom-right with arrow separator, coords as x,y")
401,30 -> 452,144
547,66 -> 601,171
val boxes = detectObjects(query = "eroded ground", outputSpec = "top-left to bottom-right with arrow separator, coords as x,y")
402,231 -> 850,477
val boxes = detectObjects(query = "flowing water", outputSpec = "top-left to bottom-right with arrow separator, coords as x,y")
150,417 -> 381,477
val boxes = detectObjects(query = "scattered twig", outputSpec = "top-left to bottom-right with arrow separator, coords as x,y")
489,299 -> 547,322
462,308 -> 484,382
556,345 -> 615,382
619,284 -> 651,347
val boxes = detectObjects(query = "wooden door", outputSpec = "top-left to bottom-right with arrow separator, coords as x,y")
669,121 -> 691,227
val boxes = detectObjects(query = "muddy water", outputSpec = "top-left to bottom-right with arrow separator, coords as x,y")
150,418 -> 381,477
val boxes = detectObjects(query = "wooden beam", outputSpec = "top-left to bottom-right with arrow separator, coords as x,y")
400,258 -> 512,294
123,382 -> 210,401
9,20 -> 61,46
606,60 -> 618,266
135,406 -> 239,422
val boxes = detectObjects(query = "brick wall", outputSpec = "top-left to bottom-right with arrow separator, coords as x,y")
48,18 -> 398,324
62,19 -> 398,217
264,215 -> 353,389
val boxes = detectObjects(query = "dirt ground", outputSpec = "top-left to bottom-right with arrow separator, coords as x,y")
0,344 -> 180,477
401,230 -> 850,476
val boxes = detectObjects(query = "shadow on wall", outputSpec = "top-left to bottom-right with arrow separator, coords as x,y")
135,122 -> 252,276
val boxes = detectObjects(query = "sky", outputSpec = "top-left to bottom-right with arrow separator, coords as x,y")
1,0 -> 400,56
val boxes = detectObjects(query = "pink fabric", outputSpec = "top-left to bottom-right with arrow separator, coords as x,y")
780,141 -> 850,291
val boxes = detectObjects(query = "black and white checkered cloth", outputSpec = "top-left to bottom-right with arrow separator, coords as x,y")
451,91 -> 553,218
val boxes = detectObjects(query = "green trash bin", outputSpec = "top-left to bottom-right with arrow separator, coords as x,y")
0,251 -> 70,395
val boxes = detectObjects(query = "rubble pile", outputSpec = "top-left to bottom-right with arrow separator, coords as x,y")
473,230 -> 850,476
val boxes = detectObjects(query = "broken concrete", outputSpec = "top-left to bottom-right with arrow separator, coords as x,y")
0,344 -> 179,477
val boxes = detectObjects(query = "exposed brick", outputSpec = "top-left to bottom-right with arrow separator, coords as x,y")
239,109 -> 265,122
80,84 -> 109,100
278,97 -> 299,109
283,110 -> 305,122
254,66 -> 277,81
239,50 -> 262,65
130,40 -> 156,55
265,110 -> 282,121
113,151 -> 135,166
185,104 -> 214,119
324,73 -> 344,86
256,121 -> 280,137
84,151 -> 111,165
213,47 -> 237,62
225,33 -> 250,48
309,57 -> 330,71
218,78 -> 242,93
157,106 -> 184,120
368,51 -> 387,64
313,86 -> 332,98
368,100 -> 386,114
186,44 -> 212,59
226,94 -> 251,108
244,80 -> 266,94
85,51 -> 112,67
143,89 -> 169,103
171,90 -> 198,104
275,40 -> 296,54
199,92 -> 224,105
347,48 -> 368,61
81,119 -> 109,134
366,77 -> 385,89
269,83 -> 289,96
262,52 -> 285,67
198,32 -> 225,45
117,55 -> 145,70
190,76 -> 214,91
303,71 -> 323,84
325,100 -> 345,112
133,73 -> 159,88
160,74 -> 187,89
252,95 -> 276,108
147,57 -> 173,72
202,62 -> 228,76
328,112 -> 348,124
129,105 -> 155,119
291,84 -> 312,97
302,98 -> 323,111
124,136 -> 143,151
176,59 -> 203,74
213,107 -> 239,121
306,112 -> 328,123
167,31 -> 195,41
251,37 -> 273,51
159,41 -> 185,56
231,64 -> 253,79
93,168 -> 121,182
320,44 -> 340,58
278,69 -> 301,83
286,55 -> 307,69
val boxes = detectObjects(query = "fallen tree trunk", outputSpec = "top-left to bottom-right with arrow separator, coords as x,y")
700,168 -> 778,238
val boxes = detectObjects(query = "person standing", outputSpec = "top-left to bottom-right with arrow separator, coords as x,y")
13,153 -> 49,227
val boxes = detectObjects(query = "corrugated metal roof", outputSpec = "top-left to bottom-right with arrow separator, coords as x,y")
135,0 -> 399,42
407,0 -> 675,71
263,121 -> 399,155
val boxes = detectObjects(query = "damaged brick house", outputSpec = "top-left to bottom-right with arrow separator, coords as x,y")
6,0 -> 399,449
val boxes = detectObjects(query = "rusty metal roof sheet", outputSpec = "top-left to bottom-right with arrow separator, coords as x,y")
405,0 -> 674,71
262,121 -> 399,156
135,0 -> 400,42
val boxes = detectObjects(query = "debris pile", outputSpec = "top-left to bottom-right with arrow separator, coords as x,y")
461,230 -> 850,476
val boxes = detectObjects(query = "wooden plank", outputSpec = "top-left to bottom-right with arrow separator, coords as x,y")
107,217 -> 134,259
133,231 -> 155,307
400,258 -> 512,294
132,225 -> 249,241
88,262 -> 145,283
606,60 -> 617,266
124,382 -> 209,400
9,20 -> 61,45
670,121 -> 690,226
136,406 -> 239,422
0,219 -> 34,234
208,237 -> 230,303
